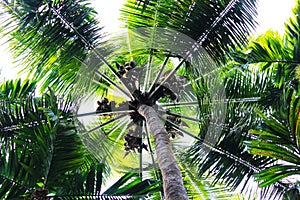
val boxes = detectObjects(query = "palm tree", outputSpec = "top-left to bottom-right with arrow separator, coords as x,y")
185,1 -> 300,199
245,86 -> 300,200
0,79 -> 160,199
0,79 -> 85,198
0,0 -> 264,199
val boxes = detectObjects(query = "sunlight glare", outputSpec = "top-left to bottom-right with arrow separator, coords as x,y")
256,0 -> 296,34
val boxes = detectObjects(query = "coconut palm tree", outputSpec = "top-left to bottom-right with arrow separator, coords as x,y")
185,1 -> 300,199
0,79 -> 161,199
244,86 -> 300,200
0,79 -> 85,198
0,0 -> 266,199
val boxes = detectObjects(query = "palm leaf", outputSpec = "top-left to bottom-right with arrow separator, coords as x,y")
229,0 -> 300,87
104,173 -> 160,198
0,78 -> 36,100
182,3 -> 300,197
245,87 -> 300,195
0,87 -> 86,198
121,0 -> 259,63
0,0 -> 104,95
52,162 -> 155,199
182,61 -> 290,199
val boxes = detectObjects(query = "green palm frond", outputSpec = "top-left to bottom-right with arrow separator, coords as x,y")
121,0 -> 258,63
185,3 -> 300,198
228,0 -> 300,88
102,172 -> 160,197
0,0 -> 104,95
179,161 -> 241,200
185,103 -> 266,185
0,78 -> 36,100
56,162 -> 105,195
49,169 -> 160,199
0,87 -> 86,199
182,61 -> 290,199
0,79 -> 38,139
285,0 -> 300,62
245,87 -> 300,193
229,30 -> 298,88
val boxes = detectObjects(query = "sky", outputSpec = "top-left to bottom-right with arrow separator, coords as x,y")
256,0 -> 296,34
0,0 -> 297,81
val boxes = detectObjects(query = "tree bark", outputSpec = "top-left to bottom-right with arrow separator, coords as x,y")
138,104 -> 188,200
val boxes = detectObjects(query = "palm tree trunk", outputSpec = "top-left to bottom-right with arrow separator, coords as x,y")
138,104 -> 188,200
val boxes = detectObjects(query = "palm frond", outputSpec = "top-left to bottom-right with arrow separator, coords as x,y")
284,0 -> 300,63
228,0 -> 300,87
181,62 -> 289,199
49,170 -> 160,199
0,0 -> 104,95
244,87 -> 300,197
121,0 -> 259,63
0,78 -> 36,100
0,87 -> 86,199
179,161 -> 241,200
185,3 -> 300,198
